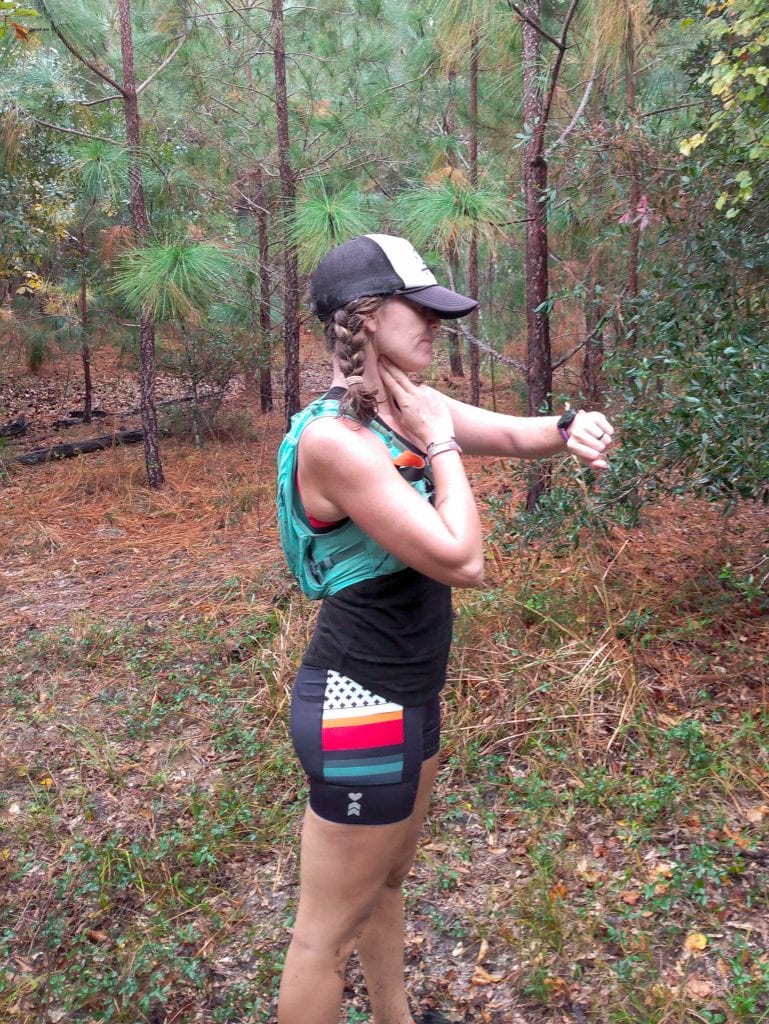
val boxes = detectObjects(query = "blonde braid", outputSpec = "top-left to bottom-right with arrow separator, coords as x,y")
324,295 -> 385,421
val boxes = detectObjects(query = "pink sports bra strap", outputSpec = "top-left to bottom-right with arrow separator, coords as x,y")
296,475 -> 342,529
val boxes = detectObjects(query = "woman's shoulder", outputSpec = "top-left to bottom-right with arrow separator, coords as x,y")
299,409 -> 384,466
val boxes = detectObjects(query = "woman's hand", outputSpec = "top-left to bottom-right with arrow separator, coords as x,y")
379,357 -> 454,447
565,410 -> 615,470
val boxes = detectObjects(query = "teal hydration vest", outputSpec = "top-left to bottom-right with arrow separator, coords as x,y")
277,393 -> 434,599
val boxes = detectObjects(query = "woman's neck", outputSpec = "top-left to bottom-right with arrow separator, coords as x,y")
329,364 -> 407,431
330,362 -> 387,405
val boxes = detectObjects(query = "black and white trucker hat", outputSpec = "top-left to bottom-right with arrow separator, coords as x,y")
309,234 -> 478,320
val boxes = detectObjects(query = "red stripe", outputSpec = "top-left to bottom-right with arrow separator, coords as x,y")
322,717 -> 404,751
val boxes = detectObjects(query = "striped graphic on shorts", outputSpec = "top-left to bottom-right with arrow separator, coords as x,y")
321,670 -> 404,784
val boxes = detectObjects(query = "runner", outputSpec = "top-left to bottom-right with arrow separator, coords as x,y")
276,234 -> 614,1024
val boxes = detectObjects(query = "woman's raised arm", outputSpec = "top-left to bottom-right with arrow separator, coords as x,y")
441,392 -> 615,470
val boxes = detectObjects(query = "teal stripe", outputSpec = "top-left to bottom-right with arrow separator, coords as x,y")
324,760 -> 403,779
325,754 -> 402,768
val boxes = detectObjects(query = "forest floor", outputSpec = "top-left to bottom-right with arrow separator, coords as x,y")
1,344 -> 768,1024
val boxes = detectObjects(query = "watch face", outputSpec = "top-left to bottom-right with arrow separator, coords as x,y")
557,409 -> 577,429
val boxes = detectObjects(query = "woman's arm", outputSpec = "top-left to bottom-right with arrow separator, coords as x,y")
440,392 -> 615,470
298,379 -> 484,589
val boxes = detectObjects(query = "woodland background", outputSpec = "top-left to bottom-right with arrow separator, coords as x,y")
1,1 -> 768,1023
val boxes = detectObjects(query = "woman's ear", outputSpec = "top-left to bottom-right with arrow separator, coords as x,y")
362,312 -> 378,335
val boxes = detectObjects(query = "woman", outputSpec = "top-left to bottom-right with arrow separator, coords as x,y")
276,234 -> 613,1024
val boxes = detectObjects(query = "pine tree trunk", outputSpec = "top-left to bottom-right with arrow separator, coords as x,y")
487,256 -> 497,411
468,28 -> 481,406
447,244 -> 464,377
625,16 -> 640,347
118,0 -> 164,488
255,164 -> 273,413
79,236 -> 92,424
522,1 -> 553,510
272,0 -> 300,429
581,277 -> 604,406
468,230 -> 480,405
443,73 -> 464,379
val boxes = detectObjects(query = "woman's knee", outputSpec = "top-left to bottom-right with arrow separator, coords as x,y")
291,878 -> 381,964
289,916 -> 362,972
383,842 -> 419,888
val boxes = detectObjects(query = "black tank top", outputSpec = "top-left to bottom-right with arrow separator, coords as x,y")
303,567 -> 453,706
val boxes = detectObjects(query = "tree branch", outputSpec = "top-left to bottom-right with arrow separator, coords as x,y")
32,118 -> 123,146
552,311 -> 613,370
32,119 -> 171,191
73,94 -> 124,107
448,323 -> 527,372
136,32 -> 189,95
540,0 -> 582,148
448,309 -> 614,374
506,0 -> 564,50
37,0 -> 125,94
642,100 -> 702,118
209,92 -> 277,125
546,63 -> 596,156
551,338 -> 586,370
218,0 -> 252,28
233,186 -> 270,217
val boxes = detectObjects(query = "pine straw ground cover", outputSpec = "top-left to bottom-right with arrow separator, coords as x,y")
0,427 -> 768,1024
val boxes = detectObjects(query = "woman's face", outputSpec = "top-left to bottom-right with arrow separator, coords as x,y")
366,296 -> 441,373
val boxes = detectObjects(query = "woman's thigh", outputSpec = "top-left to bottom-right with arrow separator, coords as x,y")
292,751 -> 440,948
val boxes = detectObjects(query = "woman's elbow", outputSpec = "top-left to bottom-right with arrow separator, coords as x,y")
421,543 -> 485,588
451,553 -> 485,589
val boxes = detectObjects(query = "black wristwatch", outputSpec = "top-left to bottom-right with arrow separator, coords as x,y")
557,408 -> 577,444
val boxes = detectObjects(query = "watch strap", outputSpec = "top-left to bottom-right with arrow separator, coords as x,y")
557,408 -> 577,444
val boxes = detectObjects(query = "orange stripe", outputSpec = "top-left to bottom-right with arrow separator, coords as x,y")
323,709 -> 403,729
393,450 -> 425,468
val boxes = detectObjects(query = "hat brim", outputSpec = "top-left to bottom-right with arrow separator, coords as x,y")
399,285 -> 478,319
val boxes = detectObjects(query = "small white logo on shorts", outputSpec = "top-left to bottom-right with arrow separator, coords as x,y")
347,792 -> 362,817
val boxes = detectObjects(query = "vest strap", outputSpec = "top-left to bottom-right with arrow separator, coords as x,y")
309,540 -> 368,582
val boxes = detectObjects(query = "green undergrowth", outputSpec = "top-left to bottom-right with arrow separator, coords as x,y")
1,546 -> 767,1023
428,558 -> 768,1024
1,597 -> 303,1023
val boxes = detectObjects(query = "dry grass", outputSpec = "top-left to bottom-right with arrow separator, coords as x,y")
1,418 -> 292,636
1,367 -> 768,1023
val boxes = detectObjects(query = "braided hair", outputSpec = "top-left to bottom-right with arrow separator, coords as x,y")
323,295 -> 386,422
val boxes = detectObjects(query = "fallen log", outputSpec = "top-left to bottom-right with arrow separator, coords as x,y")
53,410 -> 108,429
1,415 -> 28,438
14,429 -> 146,466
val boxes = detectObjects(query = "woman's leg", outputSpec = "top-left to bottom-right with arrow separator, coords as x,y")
356,753 -> 440,1024
282,675 -> 442,1024
278,805 -> 420,1024
277,754 -> 440,1024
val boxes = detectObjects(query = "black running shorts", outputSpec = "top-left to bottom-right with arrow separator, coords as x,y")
290,665 -> 441,825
